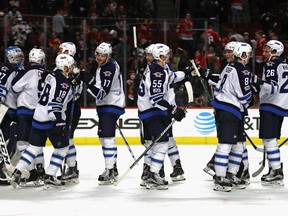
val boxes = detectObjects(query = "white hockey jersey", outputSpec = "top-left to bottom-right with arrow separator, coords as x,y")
32,70 -> 72,129
259,57 -> 288,116
0,62 -> 23,112
88,58 -> 125,116
211,60 -> 253,119
137,62 -> 173,120
12,64 -> 44,113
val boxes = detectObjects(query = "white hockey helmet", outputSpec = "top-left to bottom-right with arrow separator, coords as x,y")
55,54 -> 74,71
224,41 -> 238,51
5,46 -> 23,64
95,42 -> 112,56
233,42 -> 252,59
152,43 -> 170,60
59,42 -> 76,57
29,48 -> 45,65
145,44 -> 155,54
264,40 -> 284,57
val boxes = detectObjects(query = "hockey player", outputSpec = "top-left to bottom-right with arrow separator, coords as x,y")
140,43 -> 188,186
253,40 -> 287,186
10,54 -> 75,189
211,42 -> 253,192
203,41 -> 252,185
11,48 -> 46,186
78,42 -> 125,185
137,43 -> 186,190
0,46 -> 24,185
57,42 -> 83,183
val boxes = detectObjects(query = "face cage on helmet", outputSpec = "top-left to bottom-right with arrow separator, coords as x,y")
239,52 -> 250,65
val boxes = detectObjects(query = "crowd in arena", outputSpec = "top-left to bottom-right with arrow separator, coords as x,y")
1,0 -> 288,107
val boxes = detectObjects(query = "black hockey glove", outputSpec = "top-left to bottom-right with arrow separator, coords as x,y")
170,106 -> 186,122
52,120 -> 66,136
251,75 -> 263,93
68,72 -> 81,86
183,66 -> 194,79
79,71 -> 95,86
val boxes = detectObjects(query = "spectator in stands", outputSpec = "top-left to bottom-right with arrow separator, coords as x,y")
7,4 -> 22,25
52,9 -> 68,40
230,0 -> 243,25
48,31 -> 62,56
254,29 -> 267,77
176,11 -> 195,58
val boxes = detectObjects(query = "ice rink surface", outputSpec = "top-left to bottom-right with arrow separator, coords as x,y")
2,144 -> 288,216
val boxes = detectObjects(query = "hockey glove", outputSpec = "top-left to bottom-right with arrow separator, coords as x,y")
184,66 -> 194,79
171,106 -> 186,122
79,71 -> 95,86
52,120 -> 66,136
251,75 -> 263,93
68,71 -> 81,86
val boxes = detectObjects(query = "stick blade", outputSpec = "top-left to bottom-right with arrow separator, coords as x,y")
252,165 -> 265,177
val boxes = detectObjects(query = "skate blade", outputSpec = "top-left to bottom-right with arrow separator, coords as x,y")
232,184 -> 246,190
140,179 -> 147,187
203,167 -> 215,177
62,178 -> 79,185
171,175 -> 186,182
98,179 -> 115,185
145,183 -> 168,190
213,184 -> 231,192
261,180 -> 285,186
19,180 -> 44,187
43,183 -> 65,190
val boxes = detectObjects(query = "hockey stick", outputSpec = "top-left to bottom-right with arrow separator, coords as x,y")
252,150 -> 266,178
61,86 -> 76,178
139,120 -> 145,145
114,81 -> 194,186
0,103 -> 9,125
132,26 -> 139,75
252,137 -> 288,177
190,60 -> 212,105
244,130 -> 264,152
116,123 -> 137,161
0,129 -> 12,168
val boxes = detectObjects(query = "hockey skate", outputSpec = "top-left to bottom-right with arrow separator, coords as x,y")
170,159 -> 186,182
262,166 -> 284,186
19,169 -> 43,187
213,175 -> 232,192
226,172 -> 246,189
241,169 -> 250,185
159,164 -> 165,178
140,163 -> 150,187
113,163 -> 118,177
203,162 -> 215,177
60,162 -> 79,184
19,163 -> 45,187
145,170 -> 168,190
10,169 -> 22,189
98,168 -> 117,185
261,166 -> 272,181
43,174 -> 65,190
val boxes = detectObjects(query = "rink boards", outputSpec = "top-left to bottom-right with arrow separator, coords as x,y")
66,107 -> 288,145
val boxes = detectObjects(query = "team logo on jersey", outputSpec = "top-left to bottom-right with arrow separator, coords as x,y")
103,71 -> 112,77
61,82 -> 69,89
1,66 -> 9,72
241,70 -> 250,75
153,72 -> 163,77
266,62 -> 274,66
